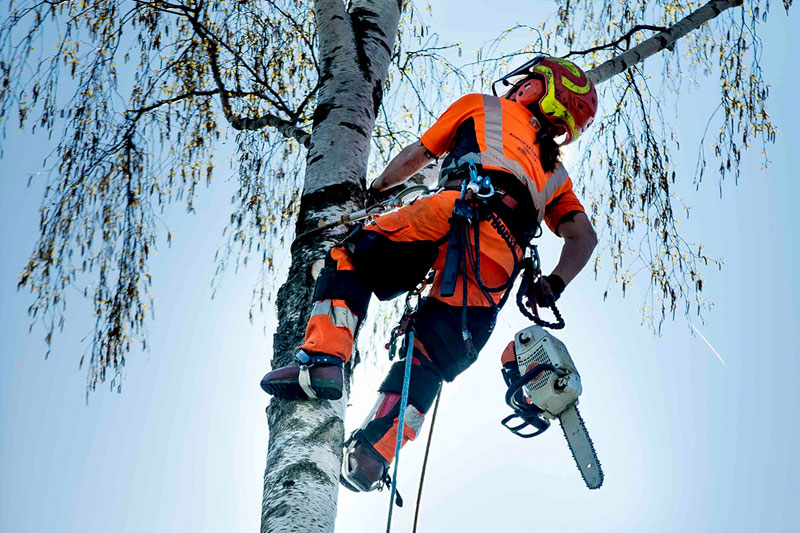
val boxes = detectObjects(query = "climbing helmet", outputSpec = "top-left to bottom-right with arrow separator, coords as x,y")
496,56 -> 598,145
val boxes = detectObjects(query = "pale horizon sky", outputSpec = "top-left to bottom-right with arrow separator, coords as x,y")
2,2 -> 798,533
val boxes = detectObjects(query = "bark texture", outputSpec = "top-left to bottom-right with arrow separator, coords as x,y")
586,0 -> 743,85
261,1 -> 402,531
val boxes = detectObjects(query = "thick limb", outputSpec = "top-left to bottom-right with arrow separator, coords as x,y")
370,141 -> 435,191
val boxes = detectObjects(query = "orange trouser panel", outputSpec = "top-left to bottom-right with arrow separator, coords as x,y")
373,401 -> 420,462
301,191 -> 519,363
301,299 -> 356,361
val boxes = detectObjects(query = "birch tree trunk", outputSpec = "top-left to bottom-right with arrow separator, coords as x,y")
261,1 -> 402,531
586,0 -> 743,85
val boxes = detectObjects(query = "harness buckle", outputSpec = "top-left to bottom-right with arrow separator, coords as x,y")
467,161 -> 496,198
295,350 -> 313,367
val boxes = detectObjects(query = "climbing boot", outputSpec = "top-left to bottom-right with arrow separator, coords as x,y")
340,433 -> 390,492
260,350 -> 344,400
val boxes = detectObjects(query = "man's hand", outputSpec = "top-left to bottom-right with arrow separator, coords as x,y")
528,274 -> 565,309
365,184 -> 401,206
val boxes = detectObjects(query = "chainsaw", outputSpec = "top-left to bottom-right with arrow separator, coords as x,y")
500,325 -> 604,489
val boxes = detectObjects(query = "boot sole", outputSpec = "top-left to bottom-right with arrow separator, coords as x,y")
339,475 -> 369,493
261,377 -> 343,401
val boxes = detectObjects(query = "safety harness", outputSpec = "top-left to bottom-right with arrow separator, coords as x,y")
438,161 -> 564,362
381,162 -> 565,532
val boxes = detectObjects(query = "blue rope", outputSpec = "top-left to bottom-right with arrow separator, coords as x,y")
386,330 -> 415,533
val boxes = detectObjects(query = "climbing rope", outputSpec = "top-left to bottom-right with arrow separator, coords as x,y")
412,388 -> 442,533
385,330 -> 415,533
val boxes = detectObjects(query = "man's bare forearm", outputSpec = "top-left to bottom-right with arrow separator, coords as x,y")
550,213 -> 598,286
370,141 -> 434,191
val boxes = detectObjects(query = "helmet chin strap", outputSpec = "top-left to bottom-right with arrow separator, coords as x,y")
529,109 -> 554,134
529,109 -> 569,146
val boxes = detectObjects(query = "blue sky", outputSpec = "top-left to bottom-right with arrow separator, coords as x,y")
2,1 -> 798,532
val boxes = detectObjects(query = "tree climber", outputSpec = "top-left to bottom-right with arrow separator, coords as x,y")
261,56 -> 600,492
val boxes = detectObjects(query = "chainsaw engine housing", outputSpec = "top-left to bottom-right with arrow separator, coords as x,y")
513,325 -> 582,418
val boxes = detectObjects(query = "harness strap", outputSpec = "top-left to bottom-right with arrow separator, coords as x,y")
442,170 -> 538,245
439,199 -> 473,298
298,367 -> 317,399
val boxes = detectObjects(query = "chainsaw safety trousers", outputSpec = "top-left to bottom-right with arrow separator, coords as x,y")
299,190 -> 517,464
350,298 -> 499,463
299,190 -> 520,363
353,351 -> 441,463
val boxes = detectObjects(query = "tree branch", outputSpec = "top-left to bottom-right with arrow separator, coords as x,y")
232,113 -> 311,147
125,89 -> 311,146
177,11 -> 311,146
564,25 -> 669,58
586,0 -> 744,85
125,89 -> 220,114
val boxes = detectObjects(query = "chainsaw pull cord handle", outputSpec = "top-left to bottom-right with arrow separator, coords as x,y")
516,246 -> 565,330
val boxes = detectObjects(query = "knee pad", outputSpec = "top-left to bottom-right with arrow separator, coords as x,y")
378,359 -> 442,413
313,266 -> 371,320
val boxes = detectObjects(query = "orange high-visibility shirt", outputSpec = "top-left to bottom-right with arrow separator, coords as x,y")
419,93 -> 585,234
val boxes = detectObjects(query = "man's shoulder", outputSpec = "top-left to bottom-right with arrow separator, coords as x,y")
448,92 -> 490,109
452,93 -> 533,117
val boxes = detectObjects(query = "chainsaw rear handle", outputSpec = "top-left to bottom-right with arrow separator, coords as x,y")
504,363 -> 558,409
501,412 -> 550,438
502,363 -> 558,438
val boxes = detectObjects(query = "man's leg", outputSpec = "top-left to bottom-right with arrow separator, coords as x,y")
261,193 -> 453,401
342,298 -> 498,491
260,246 -> 371,400
341,336 -> 442,492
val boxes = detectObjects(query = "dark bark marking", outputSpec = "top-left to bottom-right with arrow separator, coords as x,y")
274,460 -> 333,487
312,102 -> 335,128
372,82 -> 383,117
339,121 -> 368,138
349,7 -> 390,77
301,416 -> 344,447
309,154 -> 324,166
319,52 -> 338,86
300,181 -> 365,214
263,501 -> 291,523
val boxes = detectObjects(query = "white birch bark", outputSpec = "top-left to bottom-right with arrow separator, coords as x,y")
261,1 -> 402,532
586,0 -> 743,85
